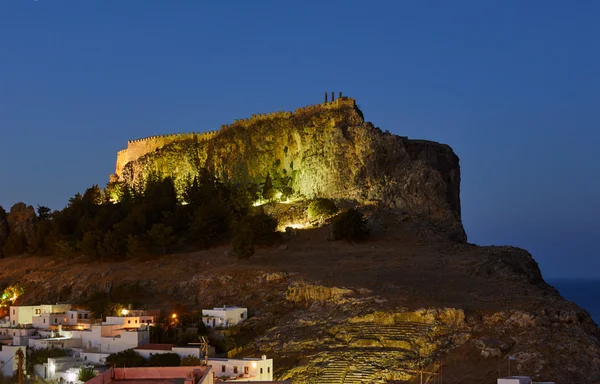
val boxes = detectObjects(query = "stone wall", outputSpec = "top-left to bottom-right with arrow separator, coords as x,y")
114,97 -> 357,177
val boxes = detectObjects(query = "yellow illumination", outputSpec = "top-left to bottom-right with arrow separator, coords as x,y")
121,309 -> 129,316
251,362 -> 257,369
172,313 -> 177,319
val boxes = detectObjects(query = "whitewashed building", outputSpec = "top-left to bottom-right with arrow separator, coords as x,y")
209,355 -> 273,381
9,304 -> 90,330
201,307 -> 247,328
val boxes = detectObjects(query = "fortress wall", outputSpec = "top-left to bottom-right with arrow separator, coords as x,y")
115,97 -> 356,177
115,130 -> 219,176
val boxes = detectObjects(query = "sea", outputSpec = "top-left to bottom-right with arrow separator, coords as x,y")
548,279 -> 600,324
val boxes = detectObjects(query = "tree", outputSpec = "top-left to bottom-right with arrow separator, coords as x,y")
232,212 -> 278,260
329,209 -> 369,242
261,173 -> 274,201
180,355 -> 202,366
37,205 -> 52,220
105,349 -> 147,367
80,231 -> 102,259
147,353 -> 181,367
146,223 -> 176,255
77,367 -> 97,382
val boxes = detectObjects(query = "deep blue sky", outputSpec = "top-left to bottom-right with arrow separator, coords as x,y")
1,1 -> 598,278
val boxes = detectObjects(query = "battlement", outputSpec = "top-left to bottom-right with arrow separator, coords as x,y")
115,94 -> 356,177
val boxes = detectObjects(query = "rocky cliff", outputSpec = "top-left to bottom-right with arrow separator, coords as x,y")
2,224 -> 599,383
114,98 -> 464,240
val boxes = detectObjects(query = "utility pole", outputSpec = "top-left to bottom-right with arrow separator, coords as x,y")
17,348 -> 24,384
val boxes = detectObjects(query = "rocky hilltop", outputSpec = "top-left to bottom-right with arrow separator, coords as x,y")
112,96 -> 464,241
2,96 -> 599,383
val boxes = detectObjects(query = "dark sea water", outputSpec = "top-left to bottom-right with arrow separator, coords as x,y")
548,279 -> 600,324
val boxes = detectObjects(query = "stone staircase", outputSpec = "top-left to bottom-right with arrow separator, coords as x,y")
306,321 -> 436,383
337,321 -> 434,349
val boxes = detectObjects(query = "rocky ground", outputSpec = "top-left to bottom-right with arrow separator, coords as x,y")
1,216 -> 599,383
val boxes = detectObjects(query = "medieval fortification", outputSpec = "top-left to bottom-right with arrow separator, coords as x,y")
114,93 -> 355,177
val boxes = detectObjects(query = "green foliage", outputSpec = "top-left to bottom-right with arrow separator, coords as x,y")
4,169 -> 261,261
147,352 -> 181,367
146,224 -> 176,255
329,209 -> 369,242
77,367 -> 96,382
28,348 -> 68,367
106,349 -> 147,368
261,173 -> 274,201
307,198 -> 338,220
213,335 -> 237,354
1,284 -> 24,308
2,232 -> 27,256
232,212 -> 278,260
180,355 -> 202,366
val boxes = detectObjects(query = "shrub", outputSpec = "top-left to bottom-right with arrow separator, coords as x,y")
78,367 -> 97,382
106,349 -> 147,367
307,198 -> 338,220
147,352 -> 181,367
329,209 -> 369,242
232,213 -> 278,259
181,355 -> 203,366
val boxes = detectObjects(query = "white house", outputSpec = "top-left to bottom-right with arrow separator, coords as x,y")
208,356 -> 273,381
133,344 -> 215,360
35,356 -> 101,383
201,307 -> 247,328
104,316 -> 152,329
0,345 -> 26,378
10,304 -> 90,330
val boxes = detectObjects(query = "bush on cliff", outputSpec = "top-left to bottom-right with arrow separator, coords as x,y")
329,209 -> 369,242
232,212 -> 278,259
307,198 -> 338,220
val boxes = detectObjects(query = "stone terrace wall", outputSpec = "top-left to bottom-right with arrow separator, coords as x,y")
115,131 -> 219,175
114,97 -> 356,177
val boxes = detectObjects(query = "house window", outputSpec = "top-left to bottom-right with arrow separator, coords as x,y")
221,366 -> 225,373
43,319 -> 46,324
260,368 -> 263,374
12,310 -> 15,315
244,367 -> 249,375
12,321 -> 15,325
268,367 -> 270,373
35,309 -> 41,315
71,314 -> 74,319
84,356 -> 87,360
128,320 -> 131,324
234,367 -> 238,374
54,318 -> 57,324
240,313 -> 244,319
135,320 -> 138,323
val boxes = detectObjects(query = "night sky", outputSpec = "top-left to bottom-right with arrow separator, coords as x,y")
1,1 -> 598,278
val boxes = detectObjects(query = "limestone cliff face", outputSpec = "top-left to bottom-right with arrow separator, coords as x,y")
115,99 -> 465,240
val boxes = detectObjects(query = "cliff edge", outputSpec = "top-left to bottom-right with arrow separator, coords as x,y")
113,96 -> 465,240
